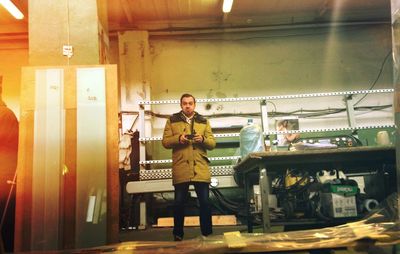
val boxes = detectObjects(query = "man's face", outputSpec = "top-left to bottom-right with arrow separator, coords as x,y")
180,96 -> 196,116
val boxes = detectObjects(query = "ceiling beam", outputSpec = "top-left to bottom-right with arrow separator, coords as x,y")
119,0 -> 134,24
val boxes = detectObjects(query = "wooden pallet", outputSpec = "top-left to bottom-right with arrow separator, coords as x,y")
155,215 -> 237,227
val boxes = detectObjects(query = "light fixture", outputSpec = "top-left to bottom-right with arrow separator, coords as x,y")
0,0 -> 24,20
222,0 -> 233,13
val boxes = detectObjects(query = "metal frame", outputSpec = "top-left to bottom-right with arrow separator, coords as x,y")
260,100 -> 269,134
138,89 -> 393,105
138,165 -> 234,180
140,156 -> 240,165
137,88 -> 395,173
138,124 -> 396,142
138,89 -> 394,142
234,146 -> 396,233
126,175 -> 238,193
345,95 -> 356,127
131,88 -> 395,230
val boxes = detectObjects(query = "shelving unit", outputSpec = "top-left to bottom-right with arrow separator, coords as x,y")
125,88 -> 396,230
132,88 -> 395,182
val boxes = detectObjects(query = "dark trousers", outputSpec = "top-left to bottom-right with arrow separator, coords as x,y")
173,182 -> 212,238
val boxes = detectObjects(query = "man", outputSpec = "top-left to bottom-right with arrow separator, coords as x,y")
162,93 -> 216,241
0,75 -> 18,252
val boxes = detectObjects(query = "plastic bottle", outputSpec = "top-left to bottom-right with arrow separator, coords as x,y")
239,119 -> 264,158
271,140 -> 278,152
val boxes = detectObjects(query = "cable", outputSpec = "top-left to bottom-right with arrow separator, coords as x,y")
122,103 -> 392,133
151,25 -> 376,42
210,188 -> 247,217
266,101 -> 277,112
0,169 -> 17,231
128,115 -> 139,132
159,193 -> 171,202
136,104 -> 391,122
211,189 -> 238,209
209,197 -> 227,215
354,50 -> 392,106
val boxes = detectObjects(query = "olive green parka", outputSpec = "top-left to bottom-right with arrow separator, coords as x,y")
162,111 -> 216,185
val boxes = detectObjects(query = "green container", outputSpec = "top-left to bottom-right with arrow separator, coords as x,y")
325,184 -> 358,196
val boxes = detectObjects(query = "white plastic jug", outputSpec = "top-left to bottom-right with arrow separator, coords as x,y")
239,119 -> 264,158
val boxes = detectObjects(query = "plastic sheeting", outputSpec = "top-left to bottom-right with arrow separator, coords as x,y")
74,193 -> 400,253
239,120 -> 264,158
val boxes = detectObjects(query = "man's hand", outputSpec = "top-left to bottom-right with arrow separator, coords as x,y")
179,134 -> 190,144
180,134 -> 203,144
192,134 -> 204,143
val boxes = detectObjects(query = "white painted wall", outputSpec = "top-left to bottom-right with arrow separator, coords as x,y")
118,24 -> 394,159
146,24 -> 393,133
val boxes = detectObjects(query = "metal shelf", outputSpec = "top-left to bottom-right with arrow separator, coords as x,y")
138,124 -> 396,142
137,88 -> 395,169
139,165 -> 235,180
138,88 -> 393,105
139,156 -> 240,165
267,124 -> 396,135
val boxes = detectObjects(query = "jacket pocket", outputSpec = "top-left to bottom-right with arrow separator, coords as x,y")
200,154 -> 210,164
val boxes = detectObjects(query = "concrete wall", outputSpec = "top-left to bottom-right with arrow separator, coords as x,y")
150,24 -> 392,100
116,23 -> 394,161
120,24 -> 393,132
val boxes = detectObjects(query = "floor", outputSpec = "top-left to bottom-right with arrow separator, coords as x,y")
119,224 -> 249,242
118,224 -> 399,254
1,224 -> 398,253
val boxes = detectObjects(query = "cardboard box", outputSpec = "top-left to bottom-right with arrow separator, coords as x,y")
321,192 -> 357,218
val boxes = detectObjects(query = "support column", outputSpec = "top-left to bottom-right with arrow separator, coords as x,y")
118,31 -> 151,111
391,0 -> 400,226
118,31 -> 152,167
28,0 -> 109,65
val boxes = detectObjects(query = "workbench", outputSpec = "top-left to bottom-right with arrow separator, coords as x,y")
233,145 -> 396,233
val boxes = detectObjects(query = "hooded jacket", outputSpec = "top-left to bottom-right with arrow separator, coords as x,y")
162,111 -> 216,185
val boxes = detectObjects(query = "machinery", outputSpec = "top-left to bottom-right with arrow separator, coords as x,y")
247,134 -> 395,223
267,167 -> 389,221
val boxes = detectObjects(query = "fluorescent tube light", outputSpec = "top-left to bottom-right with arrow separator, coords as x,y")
0,0 -> 24,20
222,0 -> 233,13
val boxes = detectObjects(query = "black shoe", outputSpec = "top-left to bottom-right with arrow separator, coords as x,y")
174,235 -> 183,241
202,232 -> 212,237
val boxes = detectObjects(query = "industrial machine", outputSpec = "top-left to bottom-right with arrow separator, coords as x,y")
270,168 -> 361,220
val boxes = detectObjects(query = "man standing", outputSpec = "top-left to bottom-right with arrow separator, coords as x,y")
162,93 -> 216,241
0,75 -> 18,252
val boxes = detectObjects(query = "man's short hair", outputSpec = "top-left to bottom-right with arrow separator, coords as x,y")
180,93 -> 196,104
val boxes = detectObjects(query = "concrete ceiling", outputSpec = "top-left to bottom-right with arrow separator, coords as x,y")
108,0 -> 391,32
0,0 -> 27,37
0,0 -> 391,39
